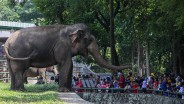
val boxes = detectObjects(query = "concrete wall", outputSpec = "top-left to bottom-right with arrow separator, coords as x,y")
79,93 -> 184,104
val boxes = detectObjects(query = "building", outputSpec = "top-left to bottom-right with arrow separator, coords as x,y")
0,21 -> 35,82
0,21 -> 35,57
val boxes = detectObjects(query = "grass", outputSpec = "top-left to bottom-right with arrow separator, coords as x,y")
0,82 -> 64,104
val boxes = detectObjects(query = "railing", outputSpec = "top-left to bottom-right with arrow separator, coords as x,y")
72,87 -> 184,99
0,58 -> 9,82
0,71 -> 10,82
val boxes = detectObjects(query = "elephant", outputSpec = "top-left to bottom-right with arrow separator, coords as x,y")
4,23 -> 131,91
23,66 -> 58,84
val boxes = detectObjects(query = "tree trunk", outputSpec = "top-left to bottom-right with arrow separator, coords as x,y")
140,46 -> 144,77
110,0 -> 119,66
131,42 -> 135,76
180,49 -> 184,78
172,39 -> 177,75
172,33 -> 179,76
180,35 -> 184,78
102,46 -> 107,59
146,42 -> 150,77
137,41 -> 141,76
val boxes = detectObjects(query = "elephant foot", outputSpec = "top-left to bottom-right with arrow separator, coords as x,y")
14,87 -> 25,92
24,82 -> 28,84
58,87 -> 70,92
10,88 -> 24,91
10,87 -> 15,91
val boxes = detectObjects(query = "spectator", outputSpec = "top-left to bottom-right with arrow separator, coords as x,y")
166,83 -> 172,92
106,76 -> 111,82
55,74 -> 59,84
153,78 -> 159,90
179,82 -> 184,99
147,74 -> 153,89
118,74 -> 125,88
37,76 -> 45,84
161,78 -> 167,91
100,79 -> 104,85
50,76 -> 55,84
128,72 -> 133,82
133,81 -> 138,93
96,81 -> 101,92
72,77 -> 76,87
113,80 -> 119,88
124,83 -> 131,93
75,78 -> 82,88
161,78 -> 168,96
75,78 -> 83,92
142,78 -> 147,93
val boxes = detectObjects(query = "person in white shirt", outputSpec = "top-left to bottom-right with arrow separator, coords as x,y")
179,82 -> 184,99
142,78 -> 147,93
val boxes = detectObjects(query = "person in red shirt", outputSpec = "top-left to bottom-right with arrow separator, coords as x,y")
132,81 -> 138,93
75,78 -> 83,92
76,78 -> 83,88
118,74 -> 125,88
153,78 -> 159,90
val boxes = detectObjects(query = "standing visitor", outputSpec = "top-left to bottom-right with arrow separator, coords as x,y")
133,81 -> 138,93
153,78 -> 159,90
142,78 -> 147,93
118,74 -> 125,88
75,78 -> 83,92
179,82 -> 184,99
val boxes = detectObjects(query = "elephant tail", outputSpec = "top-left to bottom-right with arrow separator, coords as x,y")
4,44 -> 37,61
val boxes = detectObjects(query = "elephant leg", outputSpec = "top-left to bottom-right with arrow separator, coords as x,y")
24,77 -> 28,84
58,57 -> 72,92
7,59 -> 15,90
14,71 -> 24,91
66,61 -> 73,89
10,72 -> 16,90
23,72 -> 28,84
11,61 -> 27,91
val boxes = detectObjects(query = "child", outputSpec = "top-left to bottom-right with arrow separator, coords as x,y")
179,82 -> 184,99
133,81 -> 138,93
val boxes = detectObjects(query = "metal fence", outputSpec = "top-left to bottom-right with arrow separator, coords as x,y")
72,87 -> 184,99
0,58 -> 10,82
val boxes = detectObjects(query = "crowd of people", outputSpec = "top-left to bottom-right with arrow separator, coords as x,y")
73,72 -> 184,99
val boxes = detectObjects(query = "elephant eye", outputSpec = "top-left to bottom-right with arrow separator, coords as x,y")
84,38 -> 88,43
89,38 -> 92,43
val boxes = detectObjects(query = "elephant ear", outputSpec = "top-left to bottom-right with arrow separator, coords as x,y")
69,30 -> 85,47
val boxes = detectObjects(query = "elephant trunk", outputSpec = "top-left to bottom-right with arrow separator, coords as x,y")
87,40 -> 131,70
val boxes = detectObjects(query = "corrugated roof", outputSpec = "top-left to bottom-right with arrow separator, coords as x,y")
0,21 -> 35,28
0,21 -> 35,42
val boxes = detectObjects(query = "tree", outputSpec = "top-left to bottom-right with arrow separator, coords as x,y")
0,0 -> 43,23
0,0 -> 19,21
157,0 -> 184,76
8,0 -> 184,77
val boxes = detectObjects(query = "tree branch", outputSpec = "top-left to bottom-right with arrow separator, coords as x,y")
114,0 -> 120,17
98,10 -> 110,26
94,10 -> 110,32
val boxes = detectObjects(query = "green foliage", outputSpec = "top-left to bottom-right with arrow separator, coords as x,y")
0,0 -> 19,21
4,0 -> 184,74
158,0 -> 184,30
0,0 -> 43,23
0,83 -> 62,104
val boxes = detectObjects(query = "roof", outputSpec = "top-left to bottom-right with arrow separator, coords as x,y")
0,21 -> 35,42
0,21 -> 35,30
